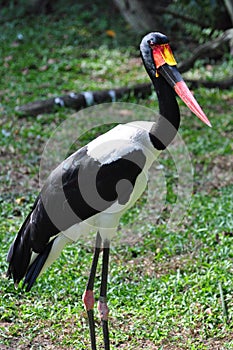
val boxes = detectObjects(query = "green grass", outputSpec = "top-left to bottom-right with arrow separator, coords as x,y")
1,1 -> 233,349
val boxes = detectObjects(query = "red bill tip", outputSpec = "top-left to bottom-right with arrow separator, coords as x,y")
174,81 -> 212,127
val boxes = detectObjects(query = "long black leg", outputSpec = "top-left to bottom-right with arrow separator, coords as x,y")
82,232 -> 102,350
98,238 -> 110,350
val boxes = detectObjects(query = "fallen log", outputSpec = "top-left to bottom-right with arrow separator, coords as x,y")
16,75 -> 233,117
15,83 -> 153,117
186,77 -> 233,90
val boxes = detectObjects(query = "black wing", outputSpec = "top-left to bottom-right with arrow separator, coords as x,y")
7,145 -> 146,284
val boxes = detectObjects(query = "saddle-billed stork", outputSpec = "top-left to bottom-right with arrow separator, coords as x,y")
7,32 -> 211,349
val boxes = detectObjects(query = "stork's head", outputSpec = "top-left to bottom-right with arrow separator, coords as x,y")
140,32 -> 211,127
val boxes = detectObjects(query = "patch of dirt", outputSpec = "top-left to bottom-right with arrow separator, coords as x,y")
113,334 -> 233,349
123,252 -> 196,279
114,339 -> 160,349
160,333 -> 233,350
0,319 -> 84,350
0,149 -> 40,196
2,317 -> 233,350
123,57 -> 142,71
195,154 -> 233,192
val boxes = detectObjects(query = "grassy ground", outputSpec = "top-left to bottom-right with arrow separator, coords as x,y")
1,1 -> 233,349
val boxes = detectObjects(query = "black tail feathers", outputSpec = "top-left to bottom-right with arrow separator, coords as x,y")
7,216 -> 55,291
6,217 -> 32,286
23,238 -> 54,292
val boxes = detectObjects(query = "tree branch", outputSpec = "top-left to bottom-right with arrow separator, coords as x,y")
178,28 -> 233,72
16,83 -> 152,116
16,75 -> 233,117
153,5 -> 206,28
186,77 -> 233,89
224,0 -> 233,25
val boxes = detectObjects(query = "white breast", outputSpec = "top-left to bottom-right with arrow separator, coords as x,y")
63,121 -> 160,242
87,121 -> 157,164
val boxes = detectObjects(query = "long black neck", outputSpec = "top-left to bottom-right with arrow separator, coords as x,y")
149,76 -> 180,150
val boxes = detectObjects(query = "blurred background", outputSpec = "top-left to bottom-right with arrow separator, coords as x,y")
1,1 -> 233,349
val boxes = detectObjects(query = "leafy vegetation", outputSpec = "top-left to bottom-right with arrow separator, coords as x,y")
1,1 -> 233,349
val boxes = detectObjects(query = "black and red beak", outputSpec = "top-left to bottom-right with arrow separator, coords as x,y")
152,44 -> 212,127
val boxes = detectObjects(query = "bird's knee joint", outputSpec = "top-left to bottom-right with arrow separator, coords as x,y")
98,297 -> 109,321
82,290 -> 95,311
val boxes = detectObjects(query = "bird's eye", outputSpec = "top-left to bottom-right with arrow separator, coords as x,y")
148,39 -> 156,48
